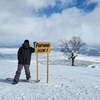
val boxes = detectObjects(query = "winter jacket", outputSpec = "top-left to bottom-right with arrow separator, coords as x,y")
17,43 -> 35,65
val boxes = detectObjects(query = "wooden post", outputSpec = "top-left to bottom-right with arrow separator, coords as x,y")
36,53 -> 39,83
47,53 -> 49,83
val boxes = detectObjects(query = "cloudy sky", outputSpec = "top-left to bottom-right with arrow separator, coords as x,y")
0,0 -> 100,46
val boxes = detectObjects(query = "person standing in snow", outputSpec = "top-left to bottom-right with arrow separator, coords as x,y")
13,39 -> 35,84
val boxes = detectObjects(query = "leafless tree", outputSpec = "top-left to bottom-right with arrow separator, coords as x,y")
60,36 -> 85,66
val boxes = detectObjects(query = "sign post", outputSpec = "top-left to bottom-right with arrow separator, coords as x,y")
35,42 -> 50,83
36,53 -> 38,83
47,53 -> 49,83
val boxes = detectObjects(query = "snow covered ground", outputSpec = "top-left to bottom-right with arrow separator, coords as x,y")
0,48 -> 100,100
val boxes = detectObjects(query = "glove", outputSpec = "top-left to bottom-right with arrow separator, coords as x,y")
33,41 -> 37,44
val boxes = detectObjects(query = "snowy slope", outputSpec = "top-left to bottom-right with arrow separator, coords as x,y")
0,48 -> 100,100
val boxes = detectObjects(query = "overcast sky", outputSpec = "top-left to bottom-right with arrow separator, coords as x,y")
0,0 -> 100,46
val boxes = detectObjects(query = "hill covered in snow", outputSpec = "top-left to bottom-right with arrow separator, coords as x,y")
0,48 -> 100,99
78,46 -> 100,56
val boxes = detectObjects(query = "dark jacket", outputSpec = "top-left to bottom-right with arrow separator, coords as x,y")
17,43 -> 35,65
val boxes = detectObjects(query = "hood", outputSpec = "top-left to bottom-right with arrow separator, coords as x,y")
22,43 -> 30,49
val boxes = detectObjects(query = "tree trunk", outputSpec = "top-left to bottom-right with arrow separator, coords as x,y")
72,58 -> 74,66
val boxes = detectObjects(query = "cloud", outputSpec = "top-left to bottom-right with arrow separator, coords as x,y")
0,0 -> 100,46
26,0 -> 56,11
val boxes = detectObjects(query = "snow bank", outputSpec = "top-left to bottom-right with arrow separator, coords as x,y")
88,64 -> 100,68
0,60 -> 100,100
0,48 -> 18,54
0,48 -> 100,99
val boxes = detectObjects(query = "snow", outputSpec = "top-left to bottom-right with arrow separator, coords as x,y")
0,48 -> 18,54
0,48 -> 100,100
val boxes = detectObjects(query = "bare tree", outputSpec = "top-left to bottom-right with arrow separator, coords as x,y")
60,36 -> 85,66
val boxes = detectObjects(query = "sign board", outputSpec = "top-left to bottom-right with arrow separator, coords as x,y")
34,42 -> 51,83
35,42 -> 50,53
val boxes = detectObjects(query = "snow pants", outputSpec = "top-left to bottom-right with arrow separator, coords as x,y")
14,64 -> 31,83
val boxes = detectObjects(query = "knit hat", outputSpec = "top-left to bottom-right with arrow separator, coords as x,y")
24,39 -> 29,44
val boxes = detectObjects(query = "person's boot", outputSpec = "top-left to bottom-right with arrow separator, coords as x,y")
12,81 -> 18,85
27,78 -> 31,82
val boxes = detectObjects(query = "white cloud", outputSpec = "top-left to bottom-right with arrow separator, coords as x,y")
0,0 -> 100,46
59,0 -> 74,5
26,0 -> 56,11
0,0 -> 27,16
87,0 -> 99,3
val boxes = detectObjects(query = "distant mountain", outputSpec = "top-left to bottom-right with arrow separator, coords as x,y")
51,45 -> 100,56
0,43 -> 20,48
0,43 -> 100,56
78,46 -> 100,56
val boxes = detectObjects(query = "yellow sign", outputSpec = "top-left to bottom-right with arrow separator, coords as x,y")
35,42 -> 50,53
34,42 -> 51,83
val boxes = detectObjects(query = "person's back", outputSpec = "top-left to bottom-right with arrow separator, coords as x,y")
13,39 -> 35,84
18,40 -> 34,65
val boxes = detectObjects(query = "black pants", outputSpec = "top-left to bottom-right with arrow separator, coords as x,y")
14,64 -> 31,83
